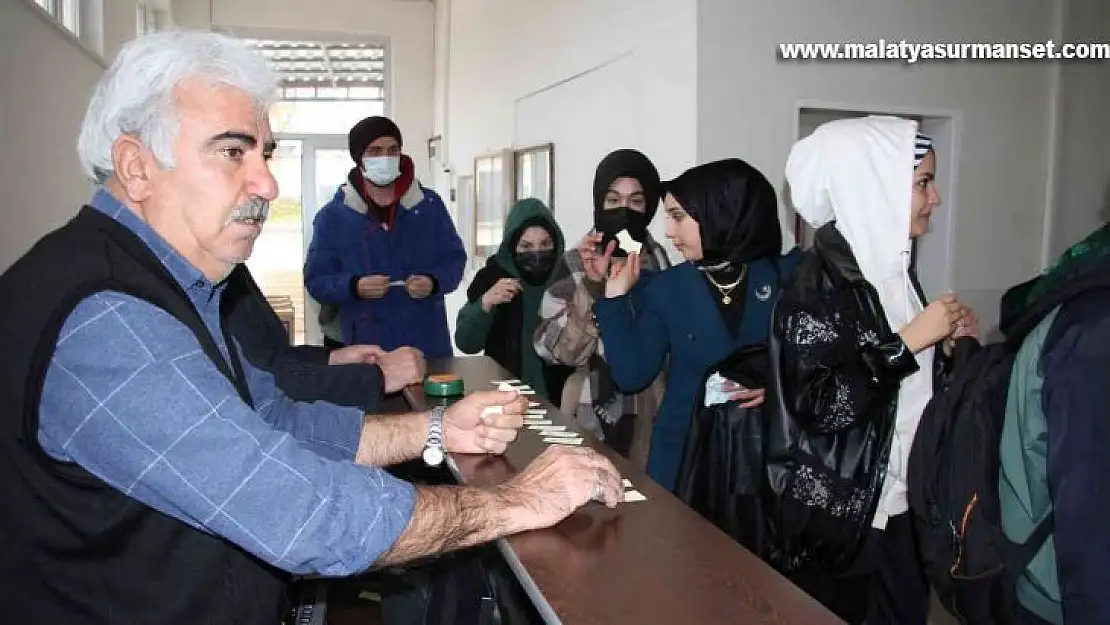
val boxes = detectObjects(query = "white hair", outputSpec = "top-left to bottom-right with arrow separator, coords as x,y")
77,30 -> 278,185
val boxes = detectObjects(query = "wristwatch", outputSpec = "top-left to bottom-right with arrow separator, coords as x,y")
422,406 -> 445,466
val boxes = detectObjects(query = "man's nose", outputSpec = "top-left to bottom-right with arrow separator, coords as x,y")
249,159 -> 279,201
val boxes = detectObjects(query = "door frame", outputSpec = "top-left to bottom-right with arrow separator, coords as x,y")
790,100 -> 962,297
274,133 -> 350,345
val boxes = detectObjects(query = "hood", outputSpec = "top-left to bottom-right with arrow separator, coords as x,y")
495,198 -> 565,277
343,154 -> 423,214
999,223 -> 1110,336
786,115 -> 919,328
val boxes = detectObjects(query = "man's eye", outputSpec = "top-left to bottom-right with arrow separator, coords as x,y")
221,147 -> 245,161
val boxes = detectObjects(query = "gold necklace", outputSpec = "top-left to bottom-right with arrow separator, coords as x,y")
703,265 -> 747,305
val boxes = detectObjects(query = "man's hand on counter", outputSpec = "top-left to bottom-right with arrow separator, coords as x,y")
376,437 -> 625,568
373,347 -> 426,393
502,445 -> 624,530
330,344 -> 426,393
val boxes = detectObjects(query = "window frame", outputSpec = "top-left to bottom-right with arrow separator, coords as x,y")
23,0 -> 105,65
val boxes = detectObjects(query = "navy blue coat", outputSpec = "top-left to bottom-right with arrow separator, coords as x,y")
1039,287 -> 1110,624
593,250 -> 801,490
304,178 -> 466,359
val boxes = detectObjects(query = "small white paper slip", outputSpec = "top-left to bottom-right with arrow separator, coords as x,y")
622,489 -> 647,502
616,229 -> 643,255
388,279 -> 406,287
543,437 -> 584,445
622,478 -> 633,488
535,425 -> 566,432
480,405 -> 505,419
703,372 -> 739,408
528,401 -> 541,407
497,382 -> 535,394
526,425 -> 549,431
524,420 -> 552,427
539,430 -> 579,438
492,379 -> 521,386
525,410 -> 547,417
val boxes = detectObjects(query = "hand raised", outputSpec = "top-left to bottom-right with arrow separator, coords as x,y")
443,390 -> 528,455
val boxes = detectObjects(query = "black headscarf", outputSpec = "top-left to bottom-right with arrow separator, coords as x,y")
591,149 -> 663,256
592,149 -> 663,220
664,158 -> 782,269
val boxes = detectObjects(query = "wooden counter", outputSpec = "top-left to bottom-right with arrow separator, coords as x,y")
399,356 -> 845,625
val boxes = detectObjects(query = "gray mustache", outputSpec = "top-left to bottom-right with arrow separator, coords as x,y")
228,197 -> 270,224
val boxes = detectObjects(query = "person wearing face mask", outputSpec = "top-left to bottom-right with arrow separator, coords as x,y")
304,116 -> 466,359
533,149 -> 671,469
767,116 -> 978,624
595,158 -> 802,491
455,199 -> 572,400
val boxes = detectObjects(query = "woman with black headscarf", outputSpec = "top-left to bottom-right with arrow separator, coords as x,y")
533,149 -> 672,470
594,158 -> 801,491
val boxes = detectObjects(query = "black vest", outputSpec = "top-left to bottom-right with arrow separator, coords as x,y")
0,206 -> 288,624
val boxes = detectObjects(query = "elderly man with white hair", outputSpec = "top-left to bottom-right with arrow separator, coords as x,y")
0,30 -> 622,624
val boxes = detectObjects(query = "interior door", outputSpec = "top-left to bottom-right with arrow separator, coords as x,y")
296,135 -> 351,346
244,134 -> 349,346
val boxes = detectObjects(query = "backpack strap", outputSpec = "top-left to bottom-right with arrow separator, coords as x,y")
1007,512 -> 1054,574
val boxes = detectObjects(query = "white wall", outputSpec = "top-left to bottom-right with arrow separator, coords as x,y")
443,0 -> 698,253
430,0 -> 452,197
698,0 -> 1058,334
1049,0 -> 1110,257
176,0 -> 436,182
0,0 -> 139,271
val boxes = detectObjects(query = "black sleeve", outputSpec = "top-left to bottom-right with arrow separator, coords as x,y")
274,360 -> 384,413
774,300 -> 918,434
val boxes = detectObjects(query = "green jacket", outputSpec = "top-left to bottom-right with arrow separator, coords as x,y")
1000,307 -> 1061,625
454,199 -> 569,400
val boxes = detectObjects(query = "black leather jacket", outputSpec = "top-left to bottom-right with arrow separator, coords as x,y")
766,224 -> 926,575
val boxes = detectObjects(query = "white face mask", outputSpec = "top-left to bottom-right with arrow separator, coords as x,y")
362,156 -> 401,186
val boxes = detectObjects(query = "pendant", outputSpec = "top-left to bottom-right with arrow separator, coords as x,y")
722,295 -> 732,305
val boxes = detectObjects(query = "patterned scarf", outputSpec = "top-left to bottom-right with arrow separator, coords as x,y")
537,235 -> 671,434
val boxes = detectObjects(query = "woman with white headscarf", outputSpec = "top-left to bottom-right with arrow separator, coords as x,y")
766,116 -> 978,624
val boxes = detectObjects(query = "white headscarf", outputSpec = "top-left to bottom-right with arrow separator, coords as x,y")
785,115 -> 919,330
784,115 -> 935,529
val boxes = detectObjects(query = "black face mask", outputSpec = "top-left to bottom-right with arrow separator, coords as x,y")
594,207 -> 650,255
513,250 -> 556,285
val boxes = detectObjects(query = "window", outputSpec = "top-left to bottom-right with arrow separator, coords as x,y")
244,39 -> 388,135
32,0 -> 82,38
29,0 -> 104,57
241,38 -> 388,343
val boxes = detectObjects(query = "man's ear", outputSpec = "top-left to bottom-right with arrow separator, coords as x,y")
112,135 -> 157,203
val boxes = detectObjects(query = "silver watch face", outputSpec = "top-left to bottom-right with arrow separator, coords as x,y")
423,446 -> 444,466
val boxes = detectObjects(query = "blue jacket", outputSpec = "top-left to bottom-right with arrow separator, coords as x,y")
1002,288 -> 1110,625
304,176 -> 466,358
593,250 -> 801,490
